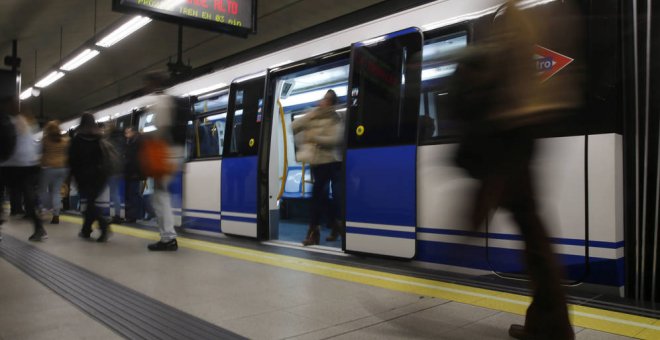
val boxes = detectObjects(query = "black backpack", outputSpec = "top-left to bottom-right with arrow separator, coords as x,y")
171,97 -> 192,146
0,113 -> 16,162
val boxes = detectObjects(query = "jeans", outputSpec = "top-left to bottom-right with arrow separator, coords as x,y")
124,179 -> 142,221
108,175 -> 122,218
40,167 -> 68,216
153,175 -> 177,241
310,162 -> 343,227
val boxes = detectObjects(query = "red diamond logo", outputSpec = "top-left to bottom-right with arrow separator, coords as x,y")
534,45 -> 574,82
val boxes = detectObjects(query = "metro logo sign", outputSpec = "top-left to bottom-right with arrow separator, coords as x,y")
534,45 -> 573,82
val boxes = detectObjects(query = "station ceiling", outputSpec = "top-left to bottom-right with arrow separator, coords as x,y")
0,0 -> 384,123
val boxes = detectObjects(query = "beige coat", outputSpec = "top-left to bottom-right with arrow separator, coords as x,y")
291,107 -> 343,165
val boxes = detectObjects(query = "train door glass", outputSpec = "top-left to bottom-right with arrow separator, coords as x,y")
344,28 -> 423,259
267,62 -> 349,248
220,76 -> 265,238
182,90 -> 228,233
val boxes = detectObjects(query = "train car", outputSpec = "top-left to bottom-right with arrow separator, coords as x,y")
65,0 -> 624,291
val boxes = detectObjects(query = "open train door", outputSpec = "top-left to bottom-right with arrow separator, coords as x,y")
220,74 -> 266,238
344,28 -> 423,258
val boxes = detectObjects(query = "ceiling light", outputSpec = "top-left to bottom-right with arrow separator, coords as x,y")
35,71 -> 65,88
61,49 -> 100,71
20,87 -> 33,100
96,16 -> 152,48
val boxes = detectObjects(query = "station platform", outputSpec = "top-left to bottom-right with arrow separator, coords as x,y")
0,216 -> 658,340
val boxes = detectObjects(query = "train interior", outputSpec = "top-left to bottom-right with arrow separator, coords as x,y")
268,62 -> 349,248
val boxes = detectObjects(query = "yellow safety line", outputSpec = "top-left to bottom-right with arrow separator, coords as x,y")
59,215 -> 659,339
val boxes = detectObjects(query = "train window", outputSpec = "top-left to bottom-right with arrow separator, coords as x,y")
192,113 -> 226,159
190,91 -> 229,160
225,76 -> 265,157
347,30 -> 423,148
418,31 -> 468,144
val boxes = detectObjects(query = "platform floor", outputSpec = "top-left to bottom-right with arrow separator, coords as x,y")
0,216 -> 656,339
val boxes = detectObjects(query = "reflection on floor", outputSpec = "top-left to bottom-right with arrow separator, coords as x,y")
278,220 -> 342,248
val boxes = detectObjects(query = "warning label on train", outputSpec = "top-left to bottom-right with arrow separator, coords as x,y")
534,46 -> 573,82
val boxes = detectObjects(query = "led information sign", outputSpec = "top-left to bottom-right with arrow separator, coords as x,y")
113,0 -> 256,37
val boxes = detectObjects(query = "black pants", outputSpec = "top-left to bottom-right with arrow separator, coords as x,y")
124,179 -> 142,220
80,183 -> 108,235
472,162 -> 572,339
2,166 -> 43,232
310,162 -> 342,227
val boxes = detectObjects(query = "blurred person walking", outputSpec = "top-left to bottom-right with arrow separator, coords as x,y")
106,124 -> 126,224
0,102 -> 46,241
450,2 -> 580,339
0,96 -> 18,232
69,113 -> 111,242
291,90 -> 344,246
39,120 -> 70,224
123,127 -> 143,223
142,73 -> 184,251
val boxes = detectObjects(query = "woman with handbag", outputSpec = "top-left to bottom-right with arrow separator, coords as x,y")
68,113 -> 111,242
291,90 -> 344,246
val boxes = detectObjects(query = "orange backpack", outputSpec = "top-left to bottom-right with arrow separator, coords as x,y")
139,138 -> 174,179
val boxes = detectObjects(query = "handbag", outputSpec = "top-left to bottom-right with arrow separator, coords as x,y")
138,138 -> 174,179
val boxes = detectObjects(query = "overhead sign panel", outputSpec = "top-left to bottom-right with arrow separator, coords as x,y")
113,0 -> 256,37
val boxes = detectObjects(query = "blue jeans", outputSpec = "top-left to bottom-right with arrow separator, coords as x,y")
39,167 -> 68,216
108,175 -> 122,218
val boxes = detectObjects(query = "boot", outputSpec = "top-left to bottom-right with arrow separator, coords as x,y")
50,215 -> 60,224
326,220 -> 343,242
302,226 -> 320,246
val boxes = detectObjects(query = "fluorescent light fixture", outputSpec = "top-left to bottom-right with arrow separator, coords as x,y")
421,65 -> 458,81
35,71 -> 65,88
142,125 -> 158,133
186,83 -> 227,97
20,87 -> 33,100
207,113 -> 227,121
280,86 -> 348,108
61,49 -> 100,71
96,16 -> 152,48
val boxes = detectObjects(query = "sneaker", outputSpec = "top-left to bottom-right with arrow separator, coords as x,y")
28,229 -> 48,242
148,239 -> 178,251
97,229 -> 112,243
50,215 -> 60,224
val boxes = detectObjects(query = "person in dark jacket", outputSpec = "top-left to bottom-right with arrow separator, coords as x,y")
123,127 -> 143,223
68,113 -> 111,242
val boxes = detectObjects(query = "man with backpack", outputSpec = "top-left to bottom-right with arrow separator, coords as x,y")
143,72 -> 187,251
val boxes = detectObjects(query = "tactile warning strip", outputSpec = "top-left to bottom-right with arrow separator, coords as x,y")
0,235 -> 245,340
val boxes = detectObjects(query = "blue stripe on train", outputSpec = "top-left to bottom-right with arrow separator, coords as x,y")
416,240 -> 625,286
183,217 -> 221,233
222,215 -> 257,224
346,227 -> 416,239
417,228 -> 624,249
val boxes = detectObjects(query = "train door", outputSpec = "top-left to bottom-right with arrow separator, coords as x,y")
344,28 -> 423,258
221,74 -> 265,238
263,52 -> 350,247
182,89 -> 228,233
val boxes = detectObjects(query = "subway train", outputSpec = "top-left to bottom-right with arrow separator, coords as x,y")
58,0 -> 625,291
